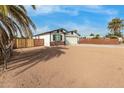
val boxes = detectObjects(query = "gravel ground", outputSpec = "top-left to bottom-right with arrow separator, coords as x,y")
1,45 -> 124,88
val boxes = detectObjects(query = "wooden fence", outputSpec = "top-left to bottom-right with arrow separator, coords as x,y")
14,39 -> 44,48
34,39 -> 44,46
79,38 -> 119,45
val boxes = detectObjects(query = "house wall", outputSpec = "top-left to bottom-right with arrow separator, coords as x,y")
33,34 -> 50,46
40,34 -> 50,46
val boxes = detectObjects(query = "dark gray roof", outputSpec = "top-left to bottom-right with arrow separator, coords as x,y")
34,28 -> 68,36
34,28 -> 80,36
66,30 -> 81,36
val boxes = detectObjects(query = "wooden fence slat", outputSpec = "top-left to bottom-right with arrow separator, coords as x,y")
34,39 -> 44,46
14,39 -> 44,49
26,39 -> 34,47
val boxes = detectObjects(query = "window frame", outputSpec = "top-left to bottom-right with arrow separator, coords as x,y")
53,33 -> 62,41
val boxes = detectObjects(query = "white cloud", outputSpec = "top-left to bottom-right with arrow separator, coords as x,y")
80,5 -> 118,15
26,5 -> 119,16
83,5 -> 103,9
26,5 -> 79,16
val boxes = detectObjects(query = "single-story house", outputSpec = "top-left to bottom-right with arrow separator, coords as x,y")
33,28 -> 81,46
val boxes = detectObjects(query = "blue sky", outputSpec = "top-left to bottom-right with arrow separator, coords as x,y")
26,5 -> 124,36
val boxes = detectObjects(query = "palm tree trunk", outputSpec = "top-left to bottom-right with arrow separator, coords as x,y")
0,38 -> 14,71
0,41 -> 7,70
1,47 -> 7,70
3,54 -> 7,70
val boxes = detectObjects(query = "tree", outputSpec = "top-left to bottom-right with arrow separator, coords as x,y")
0,5 -> 36,70
105,33 -> 118,39
94,34 -> 100,39
73,30 -> 78,33
90,33 -> 94,36
108,18 -> 124,37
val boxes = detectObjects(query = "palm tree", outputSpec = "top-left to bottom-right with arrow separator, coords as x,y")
0,5 -> 36,70
108,18 -> 124,37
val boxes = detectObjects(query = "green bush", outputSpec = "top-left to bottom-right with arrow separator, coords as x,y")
109,36 -> 118,39
105,33 -> 118,39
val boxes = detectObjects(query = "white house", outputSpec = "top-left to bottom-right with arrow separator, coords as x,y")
33,28 -> 81,46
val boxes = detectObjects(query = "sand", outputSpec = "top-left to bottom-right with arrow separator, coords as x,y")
1,44 -> 124,88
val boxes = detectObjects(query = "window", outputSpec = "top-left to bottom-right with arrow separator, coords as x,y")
53,34 -> 56,41
53,34 -> 62,41
60,35 -> 62,40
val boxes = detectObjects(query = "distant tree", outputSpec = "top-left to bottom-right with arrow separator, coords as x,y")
105,33 -> 118,39
108,18 -> 124,37
90,33 -> 94,36
95,34 -> 100,39
114,31 -> 123,37
73,30 -> 78,33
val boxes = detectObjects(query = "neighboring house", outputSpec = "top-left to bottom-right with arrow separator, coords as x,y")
33,28 -> 81,46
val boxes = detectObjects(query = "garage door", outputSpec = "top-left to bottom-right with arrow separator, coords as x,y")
66,37 -> 78,45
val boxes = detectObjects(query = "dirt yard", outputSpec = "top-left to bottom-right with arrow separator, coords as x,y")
1,44 -> 124,88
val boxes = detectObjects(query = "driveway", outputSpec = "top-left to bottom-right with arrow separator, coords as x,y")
0,45 -> 124,87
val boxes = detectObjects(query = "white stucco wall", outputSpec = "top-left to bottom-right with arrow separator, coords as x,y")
33,34 -> 50,46
39,34 -> 50,46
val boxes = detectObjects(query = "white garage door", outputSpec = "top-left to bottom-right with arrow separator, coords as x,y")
66,37 -> 78,45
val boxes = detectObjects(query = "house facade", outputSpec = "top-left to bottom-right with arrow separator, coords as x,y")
33,28 -> 80,46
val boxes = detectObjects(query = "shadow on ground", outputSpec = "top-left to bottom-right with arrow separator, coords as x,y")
7,46 -> 68,76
